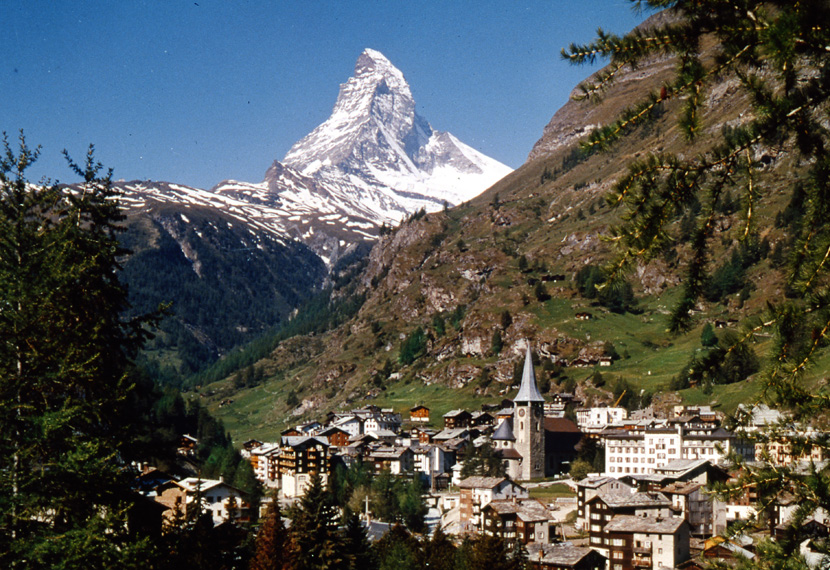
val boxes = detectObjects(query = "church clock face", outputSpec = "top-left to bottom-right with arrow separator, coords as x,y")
518,408 -> 526,417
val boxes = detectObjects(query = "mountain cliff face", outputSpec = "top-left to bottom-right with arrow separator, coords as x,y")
202,15 -> 802,440
118,49 -> 509,373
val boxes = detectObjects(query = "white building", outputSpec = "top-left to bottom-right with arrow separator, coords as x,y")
604,425 -> 746,476
178,478 -> 247,525
576,407 -> 628,431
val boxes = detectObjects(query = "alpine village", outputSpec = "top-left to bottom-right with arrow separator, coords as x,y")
5,3 -> 830,570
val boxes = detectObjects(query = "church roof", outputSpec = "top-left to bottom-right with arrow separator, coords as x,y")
514,343 -> 545,403
492,419 -> 515,441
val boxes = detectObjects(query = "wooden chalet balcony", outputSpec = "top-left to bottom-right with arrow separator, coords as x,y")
632,557 -> 652,568
633,546 -> 652,554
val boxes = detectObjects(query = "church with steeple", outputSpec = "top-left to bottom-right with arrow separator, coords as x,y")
492,342 -> 549,481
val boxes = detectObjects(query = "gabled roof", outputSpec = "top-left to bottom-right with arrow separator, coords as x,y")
319,425 -> 349,436
498,448 -> 523,460
484,498 -> 551,521
576,475 -> 616,488
459,476 -> 522,490
544,417 -> 580,433
444,409 -> 472,418
526,543 -> 604,566
434,428 -> 470,440
281,435 -> 330,449
590,491 -> 671,509
514,342 -> 545,404
604,514 -> 685,534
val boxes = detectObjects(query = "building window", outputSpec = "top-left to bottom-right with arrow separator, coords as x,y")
611,539 -> 626,546
612,552 -> 624,559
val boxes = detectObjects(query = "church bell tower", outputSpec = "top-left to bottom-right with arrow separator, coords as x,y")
514,341 -> 546,480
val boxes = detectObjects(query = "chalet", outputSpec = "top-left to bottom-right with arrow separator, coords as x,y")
241,439 -> 263,455
458,476 -> 528,529
366,428 -> 397,443
295,420 -> 322,434
701,537 -> 755,564
585,492 -> 672,536
597,515 -> 691,570
366,445 -> 414,475
526,543 -> 606,570
410,405 -> 430,424
331,414 -> 364,438
178,434 -> 198,457
412,427 -> 438,444
279,436 -> 330,498
364,410 -> 402,434
575,476 -> 635,532
470,410 -> 495,427
444,409 -> 473,429
178,477 -> 252,525
659,481 -> 714,537
319,425 -> 350,447
249,442 -> 281,486
482,498 -> 552,546
146,480 -> 188,525
575,312 -> 592,321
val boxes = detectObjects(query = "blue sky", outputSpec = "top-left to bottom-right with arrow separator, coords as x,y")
2,1 -> 651,189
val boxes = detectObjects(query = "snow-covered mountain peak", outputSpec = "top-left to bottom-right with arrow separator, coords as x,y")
354,48 -> 408,93
282,49 -> 512,215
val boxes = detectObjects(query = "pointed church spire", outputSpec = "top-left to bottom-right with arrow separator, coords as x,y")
514,340 -> 545,403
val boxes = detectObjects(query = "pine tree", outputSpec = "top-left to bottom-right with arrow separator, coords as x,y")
419,527 -> 456,570
250,499 -> 289,570
468,535 -> 513,570
0,135 -> 156,568
341,510 -> 375,570
287,472 -> 346,570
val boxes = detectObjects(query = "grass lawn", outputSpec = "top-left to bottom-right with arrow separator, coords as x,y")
528,483 -> 576,501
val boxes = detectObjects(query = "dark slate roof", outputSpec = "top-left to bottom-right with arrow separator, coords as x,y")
492,419 -> 516,441
604,514 -> 685,534
526,543 -> 604,566
514,343 -> 545,403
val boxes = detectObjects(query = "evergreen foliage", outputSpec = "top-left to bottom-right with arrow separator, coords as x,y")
574,264 -> 638,313
491,329 -> 504,355
250,499 -> 289,570
287,472 -> 346,570
460,440 -> 506,478
399,326 -> 427,365
0,135 -> 157,567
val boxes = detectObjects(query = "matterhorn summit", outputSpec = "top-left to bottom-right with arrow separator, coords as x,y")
283,48 -> 512,218
115,48 -> 511,268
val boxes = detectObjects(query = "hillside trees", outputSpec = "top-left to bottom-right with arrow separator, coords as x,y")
0,135 -> 156,567
565,0 -> 830,565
